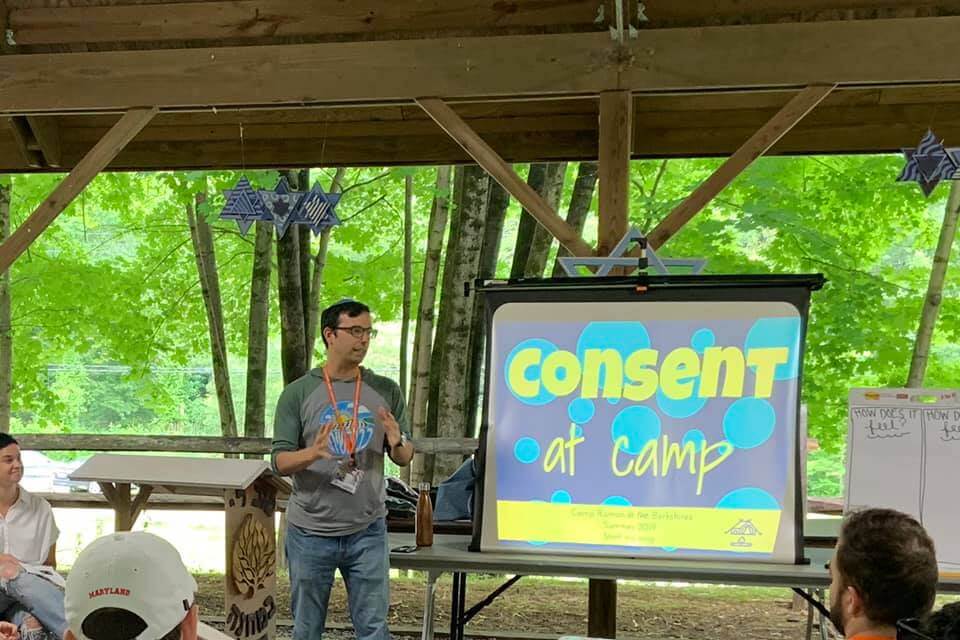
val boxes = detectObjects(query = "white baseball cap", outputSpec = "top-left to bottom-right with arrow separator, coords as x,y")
65,531 -> 227,640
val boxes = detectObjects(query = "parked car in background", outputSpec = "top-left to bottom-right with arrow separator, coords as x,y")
19,451 -> 94,493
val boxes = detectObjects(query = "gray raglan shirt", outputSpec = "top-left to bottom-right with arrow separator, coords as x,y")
271,366 -> 411,536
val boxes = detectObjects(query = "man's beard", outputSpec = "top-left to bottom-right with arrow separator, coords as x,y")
829,598 -> 846,637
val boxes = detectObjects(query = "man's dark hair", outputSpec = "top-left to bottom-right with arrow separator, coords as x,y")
922,602 -> 960,640
836,508 -> 938,626
320,299 -> 370,347
0,433 -> 18,449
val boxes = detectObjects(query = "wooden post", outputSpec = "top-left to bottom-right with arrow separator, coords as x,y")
0,106 -> 157,273
415,97 -> 593,258
588,579 -> 617,638
225,479 -> 279,640
597,90 -> 631,257
98,481 -> 152,531
628,84 -> 835,255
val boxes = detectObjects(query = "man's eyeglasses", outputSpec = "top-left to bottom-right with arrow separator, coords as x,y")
336,325 -> 378,339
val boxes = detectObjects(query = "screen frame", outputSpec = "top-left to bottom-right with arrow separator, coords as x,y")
469,273 -> 824,565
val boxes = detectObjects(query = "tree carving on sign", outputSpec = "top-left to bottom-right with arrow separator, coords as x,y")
231,514 -> 276,599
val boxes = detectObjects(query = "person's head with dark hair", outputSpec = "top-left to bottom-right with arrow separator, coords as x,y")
919,602 -> 960,640
828,508 -> 938,639
65,532 -> 228,640
320,299 -> 372,348
0,433 -> 22,491
320,299 -> 375,375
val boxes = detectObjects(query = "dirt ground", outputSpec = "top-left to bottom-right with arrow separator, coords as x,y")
196,573 -> 823,639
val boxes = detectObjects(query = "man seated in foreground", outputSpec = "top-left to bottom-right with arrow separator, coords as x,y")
828,507 -> 939,640
64,532 -> 230,640
0,433 -> 67,639
907,602 -> 960,640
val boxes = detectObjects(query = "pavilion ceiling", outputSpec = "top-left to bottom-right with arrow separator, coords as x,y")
2,0 -> 960,170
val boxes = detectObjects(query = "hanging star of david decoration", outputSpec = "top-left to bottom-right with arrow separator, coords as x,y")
219,176 -> 269,234
258,177 -> 304,238
219,176 -> 344,238
291,182 -> 342,235
557,227 -> 707,277
897,130 -> 960,197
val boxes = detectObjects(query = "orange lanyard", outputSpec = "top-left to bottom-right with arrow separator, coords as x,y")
321,367 -> 363,455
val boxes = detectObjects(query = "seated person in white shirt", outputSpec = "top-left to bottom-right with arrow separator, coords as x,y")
64,531 -> 230,640
0,434 -> 67,640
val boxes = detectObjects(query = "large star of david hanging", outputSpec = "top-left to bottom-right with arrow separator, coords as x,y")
557,227 -> 707,277
219,176 -> 269,234
218,176 -> 344,238
258,177 -> 304,238
291,182 -> 342,235
897,130 -> 960,197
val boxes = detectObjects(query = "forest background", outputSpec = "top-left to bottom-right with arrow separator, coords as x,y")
1,155 -> 956,496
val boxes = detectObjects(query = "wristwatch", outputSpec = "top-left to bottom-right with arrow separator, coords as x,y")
388,432 -> 407,450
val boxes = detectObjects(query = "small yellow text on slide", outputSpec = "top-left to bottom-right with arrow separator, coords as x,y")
496,501 -> 781,553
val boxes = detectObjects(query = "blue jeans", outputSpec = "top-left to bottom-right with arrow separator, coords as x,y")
0,571 -> 67,640
286,519 -> 390,640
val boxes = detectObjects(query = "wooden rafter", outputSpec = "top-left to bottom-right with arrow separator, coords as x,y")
416,97 -> 593,258
24,115 -> 61,167
633,85 -> 835,253
3,17 -> 960,113
8,0 -> 603,46
0,107 -> 157,273
3,116 -> 42,167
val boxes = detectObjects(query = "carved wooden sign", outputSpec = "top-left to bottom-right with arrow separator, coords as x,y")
225,479 -> 279,640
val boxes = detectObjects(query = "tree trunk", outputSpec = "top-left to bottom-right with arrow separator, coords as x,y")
464,181 -> 511,439
430,165 -> 490,483
553,162 -> 599,276
421,167 -> 465,485
276,192 -> 308,386
186,193 -> 238,439
0,178 -> 11,433
907,181 -> 960,387
280,169 -> 314,368
305,168 -> 346,364
523,162 -> 567,278
511,163 -> 567,279
407,166 -> 452,486
400,174 -> 414,396
243,220 -> 273,450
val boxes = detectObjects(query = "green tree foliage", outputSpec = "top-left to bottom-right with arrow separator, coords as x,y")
636,155 -> 960,451
5,157 -> 960,488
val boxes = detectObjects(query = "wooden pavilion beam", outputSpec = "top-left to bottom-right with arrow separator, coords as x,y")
8,0 -> 603,46
3,17 -> 960,113
9,0 -> 960,48
0,107 -> 157,273
416,97 -> 593,258
3,116 -> 42,168
631,85 -> 835,254
25,116 -> 62,167
597,90 -> 632,256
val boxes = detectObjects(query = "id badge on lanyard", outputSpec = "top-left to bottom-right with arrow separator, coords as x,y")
322,368 -> 365,494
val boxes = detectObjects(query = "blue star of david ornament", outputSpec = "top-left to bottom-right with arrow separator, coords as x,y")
219,176 -> 270,235
291,182 -> 343,235
259,177 -> 305,238
897,130 -> 960,197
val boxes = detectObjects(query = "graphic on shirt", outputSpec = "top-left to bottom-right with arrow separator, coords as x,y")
318,401 -> 375,456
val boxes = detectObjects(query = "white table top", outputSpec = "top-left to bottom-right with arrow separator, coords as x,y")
70,453 -> 291,494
